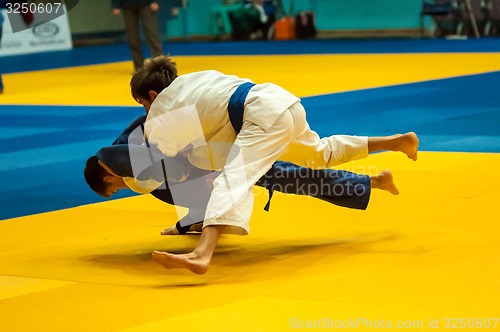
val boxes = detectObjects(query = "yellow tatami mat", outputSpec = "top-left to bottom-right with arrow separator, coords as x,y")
2,52 -> 500,106
1,152 -> 499,331
1,48 -> 499,331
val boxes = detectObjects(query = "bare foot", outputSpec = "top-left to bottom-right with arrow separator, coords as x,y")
152,250 -> 209,275
371,170 -> 399,195
399,132 -> 419,161
161,223 -> 203,236
161,226 -> 178,236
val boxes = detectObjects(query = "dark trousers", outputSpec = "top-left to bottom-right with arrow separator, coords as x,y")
151,162 -> 371,229
257,161 -> 370,210
105,116 -> 371,230
122,7 -> 163,70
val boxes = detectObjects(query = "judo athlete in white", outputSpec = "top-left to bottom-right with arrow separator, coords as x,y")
130,55 -> 419,274
84,115 -> 398,236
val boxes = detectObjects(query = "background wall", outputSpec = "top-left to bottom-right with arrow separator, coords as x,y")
66,0 -> 423,39
312,0 -> 421,30
66,0 -> 124,35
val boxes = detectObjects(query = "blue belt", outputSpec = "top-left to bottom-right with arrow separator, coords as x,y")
228,82 -> 255,134
227,82 -> 274,211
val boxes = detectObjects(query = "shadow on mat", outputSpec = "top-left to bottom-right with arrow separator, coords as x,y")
79,231 -> 405,285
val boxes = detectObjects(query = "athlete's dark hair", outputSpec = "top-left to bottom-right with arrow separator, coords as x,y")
130,55 -> 178,101
84,156 -> 110,198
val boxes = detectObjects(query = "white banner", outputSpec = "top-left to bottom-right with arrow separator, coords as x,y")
0,5 -> 72,57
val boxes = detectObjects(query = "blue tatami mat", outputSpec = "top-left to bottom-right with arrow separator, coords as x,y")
0,105 -> 142,220
303,71 -> 500,152
1,71 -> 499,220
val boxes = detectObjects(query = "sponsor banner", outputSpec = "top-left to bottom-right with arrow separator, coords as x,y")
0,5 -> 72,57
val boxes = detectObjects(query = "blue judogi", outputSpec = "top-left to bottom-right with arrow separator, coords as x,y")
94,115 -> 371,233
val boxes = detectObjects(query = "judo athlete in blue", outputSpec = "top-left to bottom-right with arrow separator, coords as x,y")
85,115 -> 399,236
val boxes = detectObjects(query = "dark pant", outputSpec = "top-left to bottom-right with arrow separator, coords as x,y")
151,161 -> 371,231
257,161 -> 370,210
122,7 -> 163,70
107,115 -> 371,231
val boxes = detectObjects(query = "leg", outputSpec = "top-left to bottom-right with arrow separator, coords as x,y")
168,160 -> 371,233
152,168 -> 217,236
154,111 -> 295,273
122,8 -> 145,71
152,225 -> 223,274
280,103 -> 370,168
152,188 -> 205,235
368,133 -> 419,161
202,111 -> 294,229
161,220 -> 203,235
280,104 -> 419,168
256,162 -> 399,212
139,6 -> 163,58
160,212 -> 204,235
258,161 -> 372,210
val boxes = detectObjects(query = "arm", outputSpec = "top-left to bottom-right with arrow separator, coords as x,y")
96,144 -> 192,184
104,115 -> 183,181
112,115 -> 147,145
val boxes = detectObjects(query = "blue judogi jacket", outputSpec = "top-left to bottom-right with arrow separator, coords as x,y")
96,114 -> 371,211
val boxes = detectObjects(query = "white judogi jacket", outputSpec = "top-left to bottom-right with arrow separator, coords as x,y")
143,70 -> 300,234
145,70 -> 299,170
144,70 -> 368,234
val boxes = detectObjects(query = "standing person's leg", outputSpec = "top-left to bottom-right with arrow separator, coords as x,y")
122,8 -> 145,71
139,6 -> 163,59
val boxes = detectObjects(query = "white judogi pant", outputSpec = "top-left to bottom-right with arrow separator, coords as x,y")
203,102 -> 368,235
144,70 -> 368,235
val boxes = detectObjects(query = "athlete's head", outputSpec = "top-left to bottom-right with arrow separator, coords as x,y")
84,156 -> 126,198
130,55 -> 178,113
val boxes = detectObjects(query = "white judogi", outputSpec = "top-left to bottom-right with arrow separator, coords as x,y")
145,70 -> 368,235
